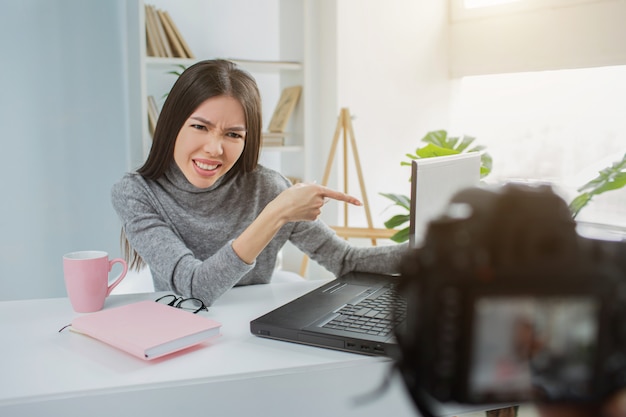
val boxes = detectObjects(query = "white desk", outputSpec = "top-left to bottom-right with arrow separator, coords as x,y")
0,280 -> 497,417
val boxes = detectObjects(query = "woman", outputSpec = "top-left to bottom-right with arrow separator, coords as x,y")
111,59 -> 406,306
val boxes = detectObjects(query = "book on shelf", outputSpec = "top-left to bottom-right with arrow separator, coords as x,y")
147,95 -> 159,137
162,10 -> 195,59
64,300 -> 221,360
261,132 -> 287,147
145,5 -> 165,57
145,4 -> 194,59
149,5 -> 173,57
158,9 -> 185,58
267,86 -> 302,133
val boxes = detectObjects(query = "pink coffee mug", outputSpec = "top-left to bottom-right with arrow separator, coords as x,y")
63,251 -> 128,313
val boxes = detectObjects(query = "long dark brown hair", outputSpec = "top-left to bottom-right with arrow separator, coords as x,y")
122,59 -> 263,270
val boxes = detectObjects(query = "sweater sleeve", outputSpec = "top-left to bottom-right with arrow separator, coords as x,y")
111,175 -> 254,305
289,218 -> 409,277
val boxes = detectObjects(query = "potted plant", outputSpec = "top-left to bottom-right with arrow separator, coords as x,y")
380,130 -> 492,243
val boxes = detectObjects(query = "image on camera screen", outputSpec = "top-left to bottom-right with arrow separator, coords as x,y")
468,296 -> 598,402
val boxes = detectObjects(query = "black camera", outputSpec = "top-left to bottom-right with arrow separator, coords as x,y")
395,184 -> 626,411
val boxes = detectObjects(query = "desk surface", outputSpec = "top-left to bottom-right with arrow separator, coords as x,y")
0,280 -> 497,417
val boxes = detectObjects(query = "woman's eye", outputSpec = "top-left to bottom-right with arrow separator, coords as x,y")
226,132 -> 244,139
191,124 -> 207,131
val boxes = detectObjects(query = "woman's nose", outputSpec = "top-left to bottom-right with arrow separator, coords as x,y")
203,132 -> 223,155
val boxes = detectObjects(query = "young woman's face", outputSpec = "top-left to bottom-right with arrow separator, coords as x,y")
173,95 -> 246,189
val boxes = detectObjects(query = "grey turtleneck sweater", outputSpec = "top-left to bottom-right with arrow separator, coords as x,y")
111,163 -> 407,305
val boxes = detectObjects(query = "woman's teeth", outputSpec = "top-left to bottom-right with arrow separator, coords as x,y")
195,161 -> 218,170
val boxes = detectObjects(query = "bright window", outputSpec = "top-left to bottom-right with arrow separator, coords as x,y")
450,65 -> 626,229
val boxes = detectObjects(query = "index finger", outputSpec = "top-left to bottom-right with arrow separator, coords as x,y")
321,187 -> 362,206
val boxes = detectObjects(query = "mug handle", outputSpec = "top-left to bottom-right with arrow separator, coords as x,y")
106,258 -> 129,296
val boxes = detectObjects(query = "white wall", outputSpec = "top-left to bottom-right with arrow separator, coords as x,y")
332,0 -> 452,229
0,0 -> 131,301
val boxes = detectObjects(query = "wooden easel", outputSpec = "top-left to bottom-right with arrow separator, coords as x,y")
299,108 -> 397,276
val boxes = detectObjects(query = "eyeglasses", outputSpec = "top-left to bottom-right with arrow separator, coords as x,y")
155,294 -> 208,314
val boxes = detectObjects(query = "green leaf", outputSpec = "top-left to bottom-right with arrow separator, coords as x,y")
390,227 -> 411,243
468,144 -> 486,153
592,173 -> 626,194
379,192 -> 411,210
421,130 -> 447,148
578,158 -> 626,193
414,143 -> 459,159
480,152 -> 493,178
446,136 -> 460,149
568,193 -> 592,219
384,214 -> 410,229
456,135 -> 476,152
568,153 -> 626,217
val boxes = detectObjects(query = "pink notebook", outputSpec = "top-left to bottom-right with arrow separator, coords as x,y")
68,300 -> 221,360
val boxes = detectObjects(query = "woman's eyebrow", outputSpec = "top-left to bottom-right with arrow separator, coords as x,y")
190,116 -> 214,126
229,126 -> 247,132
190,116 -> 246,132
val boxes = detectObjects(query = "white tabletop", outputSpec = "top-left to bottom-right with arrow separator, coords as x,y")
0,280 -> 499,417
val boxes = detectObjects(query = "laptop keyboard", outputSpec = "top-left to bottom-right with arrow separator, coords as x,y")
322,285 -> 406,337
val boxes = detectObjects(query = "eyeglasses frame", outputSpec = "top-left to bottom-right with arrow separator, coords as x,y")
155,294 -> 208,314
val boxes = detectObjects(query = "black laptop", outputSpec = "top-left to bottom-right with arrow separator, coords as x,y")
250,153 -> 482,356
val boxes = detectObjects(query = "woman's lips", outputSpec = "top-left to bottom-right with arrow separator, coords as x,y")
193,159 -> 221,176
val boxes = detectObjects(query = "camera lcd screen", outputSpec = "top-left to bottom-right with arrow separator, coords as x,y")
468,296 -> 598,402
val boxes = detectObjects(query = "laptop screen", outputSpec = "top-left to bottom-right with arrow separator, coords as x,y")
409,153 -> 482,248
